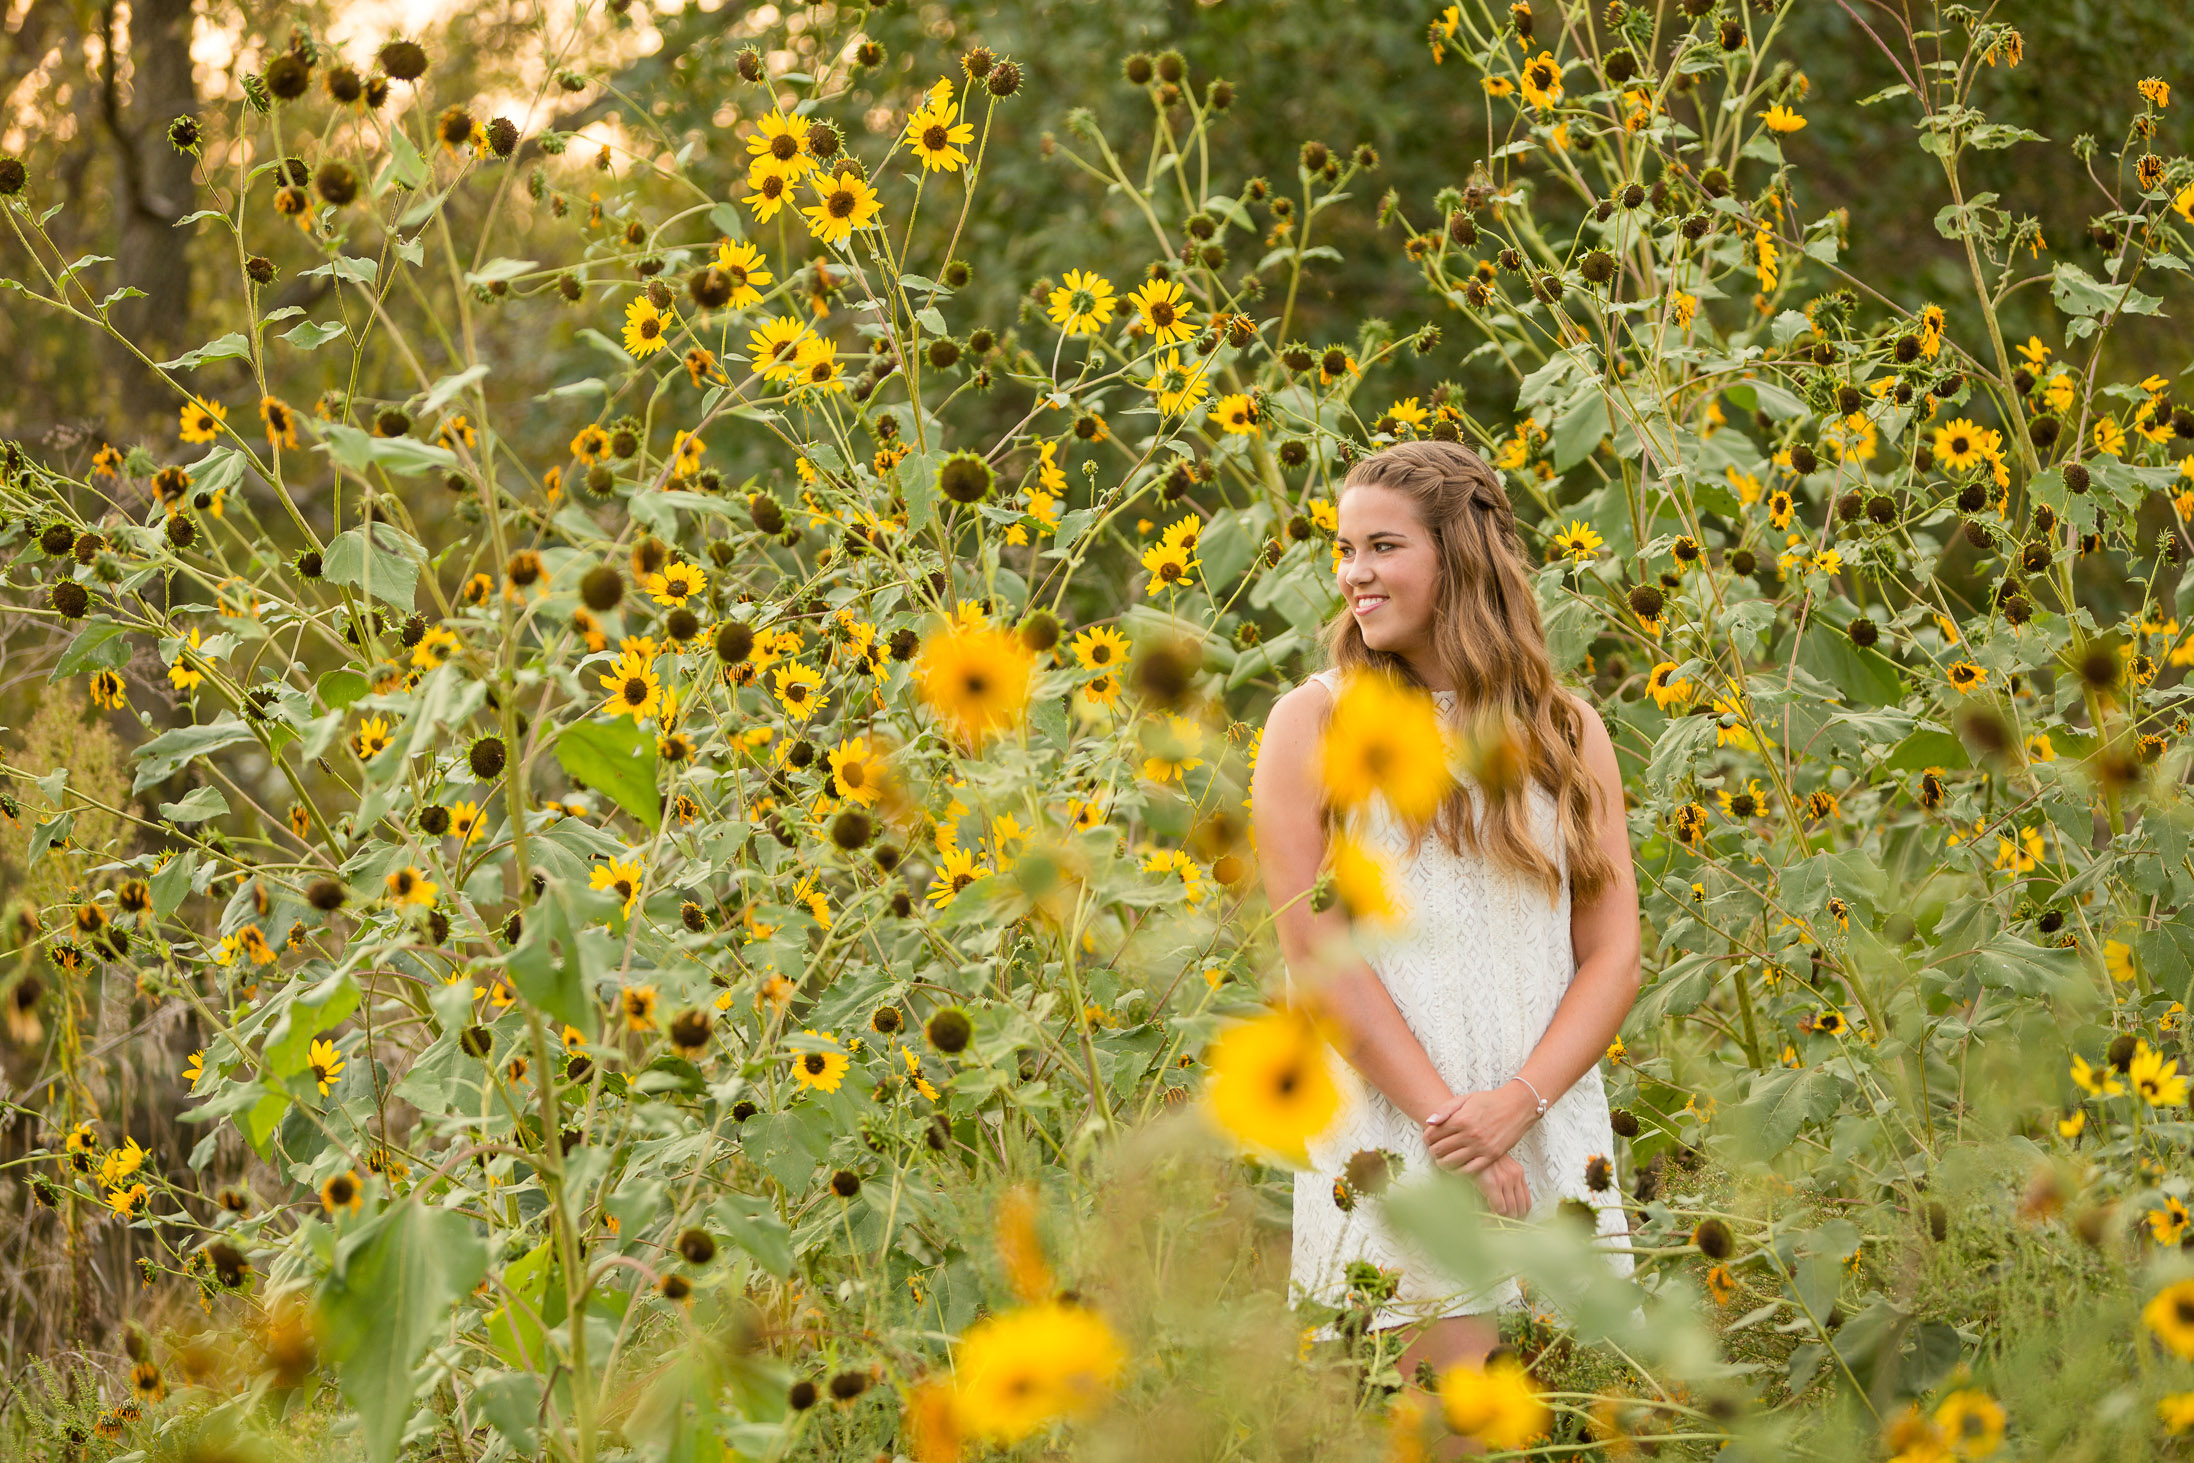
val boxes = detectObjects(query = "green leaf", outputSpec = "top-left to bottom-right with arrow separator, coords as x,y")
2137,923 -> 2194,1003
464,259 -> 535,287
318,422 -> 459,478
1950,933 -> 2083,997
156,332 -> 252,370
158,786 -> 230,823
1552,388 -> 1609,472
383,129 -> 427,191
50,617 -> 131,680
1728,1065 -> 1838,1157
262,970 -> 360,1081
1796,628 -> 1904,706
1885,728 -> 1969,772
508,880 -> 598,1036
556,719 -> 662,832
280,319 -> 349,350
713,1194 -> 794,1277
900,449 -> 945,536
322,523 -> 426,608
132,715 -> 259,792
318,1200 -> 489,1463
317,669 -> 370,711
151,851 -> 198,918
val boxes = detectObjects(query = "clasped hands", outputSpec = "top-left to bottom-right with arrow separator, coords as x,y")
1421,1081 -> 1539,1220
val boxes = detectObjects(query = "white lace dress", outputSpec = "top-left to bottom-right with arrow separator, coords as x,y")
1289,673 -> 1634,1333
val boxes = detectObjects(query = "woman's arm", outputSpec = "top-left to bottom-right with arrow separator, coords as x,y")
1422,700 -> 1642,1173
1250,682 -> 1455,1128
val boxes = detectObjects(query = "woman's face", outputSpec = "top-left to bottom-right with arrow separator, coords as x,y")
1335,483 -> 1441,669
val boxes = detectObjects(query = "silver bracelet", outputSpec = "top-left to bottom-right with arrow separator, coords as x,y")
1510,1075 -> 1549,1119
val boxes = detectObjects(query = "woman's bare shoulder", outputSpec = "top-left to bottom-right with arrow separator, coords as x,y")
1263,676 -> 1335,735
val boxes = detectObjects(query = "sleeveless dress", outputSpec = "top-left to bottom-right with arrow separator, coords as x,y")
1289,671 -> 1634,1333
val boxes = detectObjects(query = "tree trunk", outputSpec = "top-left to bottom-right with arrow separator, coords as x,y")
101,0 -> 195,428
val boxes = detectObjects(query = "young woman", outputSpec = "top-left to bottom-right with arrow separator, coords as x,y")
1249,439 -> 1641,1383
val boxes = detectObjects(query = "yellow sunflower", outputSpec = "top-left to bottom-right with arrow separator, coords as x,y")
645,560 -> 706,607
1140,538 -> 1199,591
2150,1281 -> 2194,1359
712,239 -> 773,307
774,661 -> 828,721
1071,625 -> 1130,671
1548,520 -> 1603,562
744,109 -> 815,179
352,714 -> 392,760
905,94 -> 975,172
801,170 -> 883,247
623,297 -> 671,358
259,395 -> 300,449
1318,673 -> 1453,824
308,1037 -> 346,1094
1205,1005 -> 1341,1164
2132,1041 -> 2191,1107
1212,393 -> 1260,435
1127,277 -> 1195,345
179,396 -> 227,443
917,626 -> 1034,743
742,157 -> 795,221
1519,50 -> 1563,110
386,866 -> 437,908
1047,269 -> 1116,336
927,846 -> 985,907
827,737 -> 886,805
792,336 -> 846,393
599,650 -> 662,722
790,1029 -> 851,1093
591,857 -> 645,917
1932,418 -> 1992,473
1140,349 -> 1210,416
747,316 -> 810,381
951,1301 -> 1124,1442
570,424 -> 611,464
1439,1357 -> 1550,1451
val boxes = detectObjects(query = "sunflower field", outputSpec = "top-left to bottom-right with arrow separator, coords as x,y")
4,0 -> 2194,1458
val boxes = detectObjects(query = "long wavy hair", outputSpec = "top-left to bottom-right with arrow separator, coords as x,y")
1322,439 -> 1615,904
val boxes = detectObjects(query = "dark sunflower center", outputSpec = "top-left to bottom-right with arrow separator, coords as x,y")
1531,64 -> 1553,88
625,677 -> 648,702
962,671 -> 990,696
640,319 -> 660,339
952,872 -> 974,891
2178,1297 -> 2194,1325
614,880 -> 633,901
1091,645 -> 1113,664
1950,435 -> 1969,453
1159,562 -> 1181,581
804,1053 -> 827,1074
923,124 -> 949,150
1362,743 -> 1393,777
761,175 -> 785,198
312,1063 -> 329,1082
725,264 -> 748,285
842,764 -> 865,788
787,683 -> 809,701
1150,301 -> 1176,327
1275,1064 -> 1299,1096
771,134 -> 799,161
828,189 -> 856,219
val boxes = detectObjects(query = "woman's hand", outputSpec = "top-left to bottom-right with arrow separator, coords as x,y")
1422,1082 -> 1539,1173
1471,1154 -> 1533,1219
